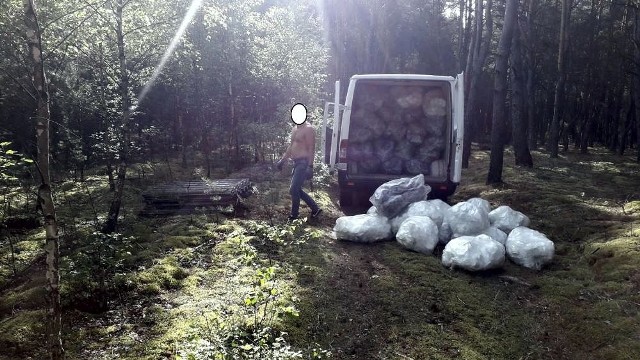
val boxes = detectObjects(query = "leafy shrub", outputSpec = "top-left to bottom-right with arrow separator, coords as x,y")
61,232 -> 135,312
175,222 -> 329,359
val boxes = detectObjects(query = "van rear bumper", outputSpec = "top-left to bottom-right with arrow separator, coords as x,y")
337,170 -> 458,200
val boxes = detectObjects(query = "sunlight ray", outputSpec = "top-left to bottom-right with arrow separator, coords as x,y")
133,0 -> 203,111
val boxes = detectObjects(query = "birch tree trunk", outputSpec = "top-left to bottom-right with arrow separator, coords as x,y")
23,0 -> 63,358
548,0 -> 571,158
103,0 -> 131,234
487,0 -> 519,184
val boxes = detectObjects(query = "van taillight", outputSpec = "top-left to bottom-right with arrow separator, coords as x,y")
339,140 -> 348,162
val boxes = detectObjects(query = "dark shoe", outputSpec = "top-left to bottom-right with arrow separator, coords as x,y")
287,216 -> 298,223
311,208 -> 323,219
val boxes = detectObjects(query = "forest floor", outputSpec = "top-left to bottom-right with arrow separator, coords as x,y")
1,146 -> 640,360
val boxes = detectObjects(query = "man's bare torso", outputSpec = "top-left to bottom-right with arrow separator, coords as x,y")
288,125 -> 315,161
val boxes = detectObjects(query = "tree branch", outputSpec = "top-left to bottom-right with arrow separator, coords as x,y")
0,67 -> 36,101
41,0 -> 106,32
123,18 -> 178,37
43,9 -> 97,62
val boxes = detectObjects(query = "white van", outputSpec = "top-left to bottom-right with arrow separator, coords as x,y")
322,73 -> 464,206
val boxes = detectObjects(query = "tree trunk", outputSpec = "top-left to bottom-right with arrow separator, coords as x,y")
229,76 -> 239,164
106,162 -> 115,191
103,0 -> 131,234
618,100 -> 633,156
580,110 -> 594,153
609,87 -> 623,152
636,3 -> 640,163
579,0 -> 602,154
510,22 -> 533,167
548,0 -> 571,158
524,0 -> 537,150
463,0 -> 493,167
180,112 -> 187,168
190,9 -> 206,173
23,0 -> 63,358
458,0 -> 465,70
487,0 -> 519,184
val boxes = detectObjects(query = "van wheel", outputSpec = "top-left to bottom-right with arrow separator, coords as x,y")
339,190 -> 354,207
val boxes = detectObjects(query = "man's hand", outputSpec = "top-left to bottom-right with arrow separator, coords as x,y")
276,159 -> 284,171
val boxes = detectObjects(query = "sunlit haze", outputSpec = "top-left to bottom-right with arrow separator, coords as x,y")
133,0 -> 203,111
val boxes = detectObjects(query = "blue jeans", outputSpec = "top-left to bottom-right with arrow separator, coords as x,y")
289,158 -> 319,218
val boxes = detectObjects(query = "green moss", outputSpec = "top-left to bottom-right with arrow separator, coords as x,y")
0,310 -> 47,358
161,236 -> 187,249
624,200 -> 640,215
586,236 -> 640,282
0,285 -> 46,315
139,283 -> 162,295
0,232 -> 45,283
212,222 -> 243,234
135,256 -> 189,292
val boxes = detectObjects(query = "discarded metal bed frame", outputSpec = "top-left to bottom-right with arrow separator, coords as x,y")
140,178 -> 254,216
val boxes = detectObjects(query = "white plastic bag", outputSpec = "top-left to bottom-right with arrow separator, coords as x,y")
369,174 -> 431,218
443,202 -> 490,237
466,197 -> 491,214
489,206 -> 530,234
481,226 -> 508,245
333,214 -> 392,243
506,227 -> 554,270
390,199 -> 448,234
406,200 -> 446,227
442,234 -> 506,271
428,199 -> 451,214
390,212 -> 410,235
396,216 -> 439,254
438,219 -> 453,244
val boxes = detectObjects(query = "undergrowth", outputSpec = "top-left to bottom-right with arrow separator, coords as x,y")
2,150 -> 640,359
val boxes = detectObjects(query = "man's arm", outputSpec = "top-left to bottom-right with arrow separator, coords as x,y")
307,127 -> 315,165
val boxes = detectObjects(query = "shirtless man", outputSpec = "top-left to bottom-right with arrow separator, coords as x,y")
276,104 -> 322,221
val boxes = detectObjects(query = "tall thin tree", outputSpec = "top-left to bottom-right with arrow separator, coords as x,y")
547,0 -> 571,158
523,0 -> 537,150
103,0 -> 132,234
23,0 -> 63,358
634,3 -> 640,162
487,0 -> 519,184
463,0 -> 493,168
510,17 -> 533,166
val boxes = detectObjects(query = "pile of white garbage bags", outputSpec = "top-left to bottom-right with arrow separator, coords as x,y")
333,174 -> 555,271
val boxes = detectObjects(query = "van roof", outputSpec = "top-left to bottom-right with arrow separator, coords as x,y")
350,74 -> 455,82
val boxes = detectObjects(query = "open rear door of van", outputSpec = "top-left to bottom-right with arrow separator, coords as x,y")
321,101 -> 334,164
322,80 -> 343,170
452,72 -> 465,183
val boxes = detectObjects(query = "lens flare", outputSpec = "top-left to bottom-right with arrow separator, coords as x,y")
133,0 -> 203,111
